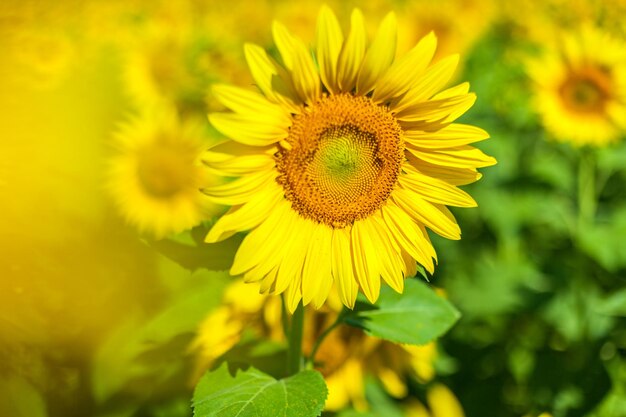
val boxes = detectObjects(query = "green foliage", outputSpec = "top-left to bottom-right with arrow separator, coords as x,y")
92,257 -> 230,405
147,225 -> 243,272
0,376 -> 47,417
344,279 -> 460,345
334,379 -> 406,417
576,207 -> 626,271
193,365 -> 327,417
430,23 -> 626,417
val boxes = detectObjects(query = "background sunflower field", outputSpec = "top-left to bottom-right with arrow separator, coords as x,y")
2,0 -> 626,416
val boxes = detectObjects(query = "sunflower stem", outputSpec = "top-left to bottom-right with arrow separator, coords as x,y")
287,301 -> 304,376
577,149 -> 596,229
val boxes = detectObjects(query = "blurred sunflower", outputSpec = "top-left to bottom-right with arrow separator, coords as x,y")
528,26 -> 626,146
191,279 -> 439,412
123,24 -> 199,113
122,11 -> 248,116
306,311 -> 438,411
404,384 -> 466,417
190,279 -> 283,376
396,0 -> 496,60
203,6 -> 494,312
108,110 -> 220,238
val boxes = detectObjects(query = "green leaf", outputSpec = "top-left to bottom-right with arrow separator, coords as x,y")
92,263 -> 230,402
587,357 -> 626,417
193,365 -> 327,417
363,377 -> 405,417
576,208 -> 626,272
0,376 -> 47,417
597,289 -> 626,317
218,339 -> 288,379
345,279 -> 460,345
335,411 -> 381,417
146,225 -> 243,272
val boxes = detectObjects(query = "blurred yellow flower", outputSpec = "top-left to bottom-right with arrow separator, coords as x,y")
191,279 -> 283,377
123,24 -> 202,114
404,384 -> 466,417
528,26 -> 626,146
396,0 -> 496,60
499,0 -> 626,42
121,7 -> 250,116
309,313 -> 438,411
192,279 -> 440,412
203,6 -> 495,312
108,110 -> 219,238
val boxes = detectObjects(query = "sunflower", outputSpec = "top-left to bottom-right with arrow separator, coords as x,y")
108,110 -> 220,238
203,6 -> 495,312
122,12 -> 249,116
527,26 -> 626,146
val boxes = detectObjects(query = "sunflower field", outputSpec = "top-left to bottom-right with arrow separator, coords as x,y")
2,0 -> 626,416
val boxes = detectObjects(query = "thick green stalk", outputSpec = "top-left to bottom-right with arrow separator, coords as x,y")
287,302 -> 304,375
578,150 -> 596,229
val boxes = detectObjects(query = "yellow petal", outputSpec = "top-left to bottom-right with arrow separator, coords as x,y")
292,42 -> 322,104
378,367 -> 407,398
238,247 -> 282,286
356,12 -> 397,95
274,211 -> 312,294
258,265 -> 279,293
201,170 -> 275,205
205,184 -> 283,242
404,123 -> 489,149
273,21 -> 321,104
211,84 -> 291,126
370,215 -> 405,293
302,224 -> 333,307
407,155 -> 483,185
231,201 -> 291,276
400,168 -> 477,207
407,145 -> 497,169
316,5 -> 343,94
205,140 -> 277,157
336,8 -> 367,92
396,94 -> 476,122
274,210 -> 314,293
331,227 -> 359,309
382,204 -> 435,273
243,43 -> 299,112
202,151 -> 275,176
432,82 -> 470,99
392,186 -> 461,240
209,113 -> 287,147
272,21 -> 298,70
372,31 -> 437,103
427,384 -> 466,417
392,54 -> 459,113
351,219 -> 381,303
402,250 -> 418,278
404,399 -> 430,417
285,279 -> 303,314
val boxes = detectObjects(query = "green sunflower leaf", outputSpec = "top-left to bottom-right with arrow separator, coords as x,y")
345,279 -> 460,345
192,365 -> 327,417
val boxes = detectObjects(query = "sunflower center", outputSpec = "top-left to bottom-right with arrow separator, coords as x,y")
276,94 -> 404,228
137,141 -> 195,199
560,67 -> 611,114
